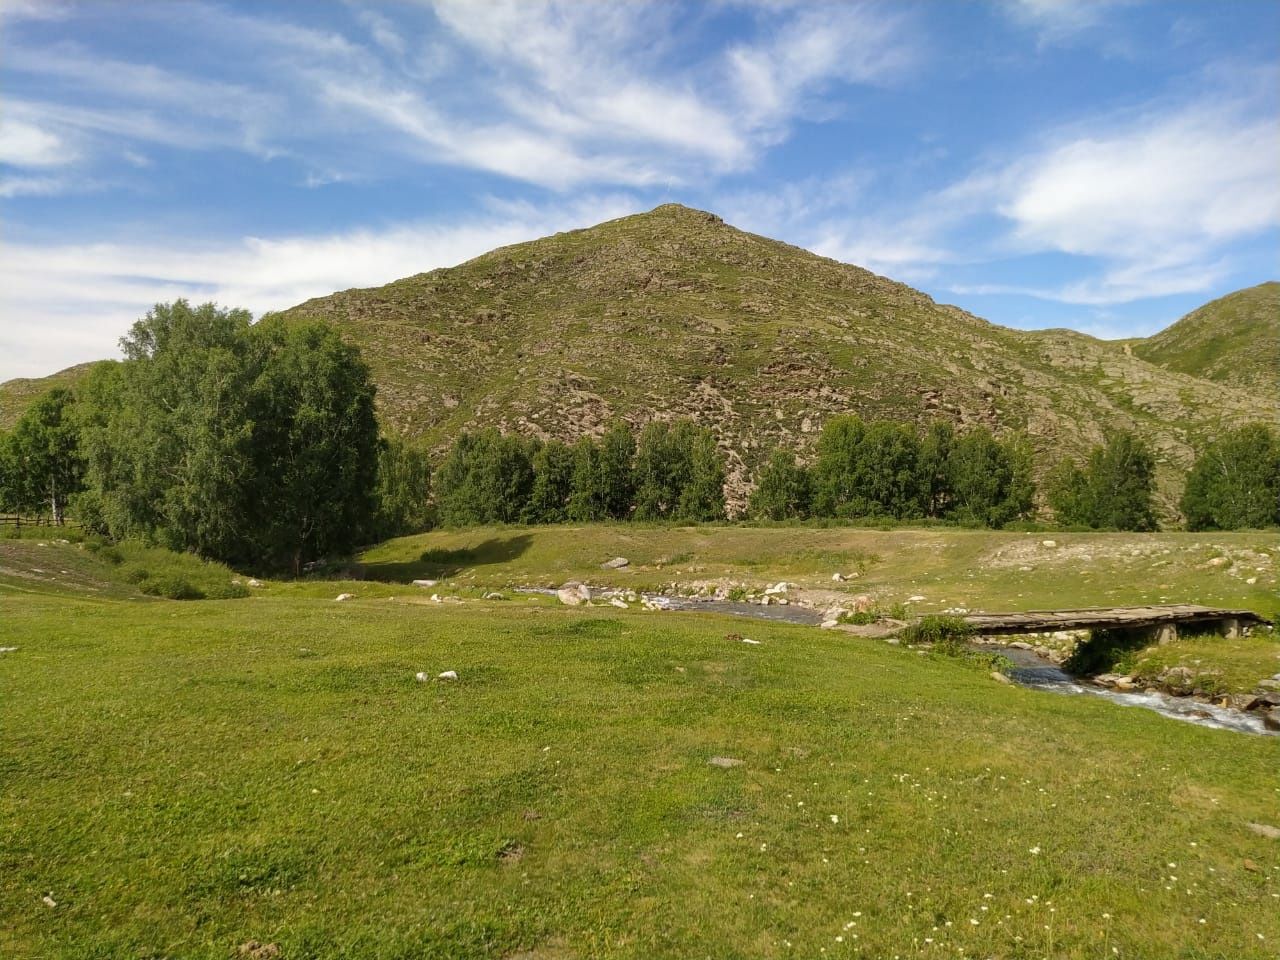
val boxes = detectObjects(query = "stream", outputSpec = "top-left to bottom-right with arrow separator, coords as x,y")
644,594 -> 1278,737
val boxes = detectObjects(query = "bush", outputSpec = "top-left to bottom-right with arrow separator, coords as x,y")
139,574 -> 205,600
901,615 -> 974,654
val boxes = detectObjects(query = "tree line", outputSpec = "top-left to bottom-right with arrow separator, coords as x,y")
1,301 -> 1276,573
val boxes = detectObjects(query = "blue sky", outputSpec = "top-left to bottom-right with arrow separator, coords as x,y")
1,0 -> 1277,380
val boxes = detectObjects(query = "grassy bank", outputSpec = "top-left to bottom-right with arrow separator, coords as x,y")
2,589 -> 1278,958
352,524 -> 1279,615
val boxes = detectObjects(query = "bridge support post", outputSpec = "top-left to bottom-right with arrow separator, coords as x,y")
1221,618 -> 1241,639
1155,623 -> 1178,645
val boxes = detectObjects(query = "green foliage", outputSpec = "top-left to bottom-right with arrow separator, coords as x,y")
748,450 -> 811,520
1181,423 -> 1280,531
1048,431 -> 1157,531
811,416 -> 923,519
633,420 -> 726,521
566,437 -> 607,522
599,421 -> 637,520
435,429 -> 535,527
0,388 -> 84,522
369,435 -> 434,541
947,427 -> 1035,528
75,301 -> 381,571
528,440 -> 576,523
900,615 -> 974,654
919,420 -> 954,517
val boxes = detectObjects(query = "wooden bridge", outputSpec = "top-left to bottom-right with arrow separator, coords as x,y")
960,605 -> 1271,643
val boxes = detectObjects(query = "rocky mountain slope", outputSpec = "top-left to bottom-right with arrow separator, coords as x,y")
1128,281 -> 1279,395
5,206 -> 1276,517
0,361 -> 104,431
277,205 -> 1277,515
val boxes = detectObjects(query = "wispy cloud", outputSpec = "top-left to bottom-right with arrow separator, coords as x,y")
1,0 -> 919,192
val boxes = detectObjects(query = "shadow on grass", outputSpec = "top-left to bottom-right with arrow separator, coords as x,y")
357,534 -> 535,583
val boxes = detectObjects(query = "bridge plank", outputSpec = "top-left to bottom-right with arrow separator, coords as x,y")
958,605 -> 1268,636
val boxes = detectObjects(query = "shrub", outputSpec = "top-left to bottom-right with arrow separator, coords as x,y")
901,615 -> 974,654
139,574 -> 205,600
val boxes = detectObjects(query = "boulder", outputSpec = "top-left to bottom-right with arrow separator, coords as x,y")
820,619 -> 839,629
610,597 -> 629,609
334,593 -> 354,602
764,581 -> 789,595
557,582 -> 588,606
412,579 -> 438,588
437,670 -> 458,681
1040,540 -> 1057,548
1248,821 -> 1280,839
831,573 -> 845,582
1257,679 -> 1280,691
991,671 -> 1012,685
600,557 -> 630,569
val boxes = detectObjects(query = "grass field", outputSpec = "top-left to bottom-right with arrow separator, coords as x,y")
2,526 -> 1279,958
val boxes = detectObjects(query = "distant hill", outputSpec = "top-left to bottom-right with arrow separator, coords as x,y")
275,204 -> 1278,515
1129,282 -> 1279,395
0,361 -> 105,431
4,207 -> 1275,517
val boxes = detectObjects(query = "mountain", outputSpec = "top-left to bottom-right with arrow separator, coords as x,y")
4,206 -> 1275,517
1128,282 -> 1279,395
0,361 -> 105,431
276,204 -> 1277,515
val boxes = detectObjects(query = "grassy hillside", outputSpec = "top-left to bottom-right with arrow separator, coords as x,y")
278,205 -> 1279,517
4,588 -> 1279,958
1131,282 -> 1280,395
0,361 -> 105,431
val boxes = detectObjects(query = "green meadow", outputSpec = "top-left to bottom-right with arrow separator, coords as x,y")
2,527 -> 1278,958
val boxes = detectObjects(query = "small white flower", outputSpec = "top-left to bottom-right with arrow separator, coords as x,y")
1029,846 -> 1041,855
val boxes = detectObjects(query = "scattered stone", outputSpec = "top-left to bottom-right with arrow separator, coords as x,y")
334,593 -> 354,602
990,671 -> 1012,685
906,595 -> 926,602
820,619 -> 839,629
1040,540 -> 1057,548
1247,822 -> 1280,840
431,594 -> 442,603
1246,577 -> 1258,585
42,894 -> 56,908
764,581 -> 789,595
1264,713 -> 1280,732
609,597 -> 629,609
412,579 -> 438,588
437,670 -> 458,681
0,647 -> 17,654
741,637 -> 761,645
1114,677 -> 1139,691
415,672 -> 429,682
247,578 -> 263,588
831,572 -> 845,582
1258,679 -> 1280,691
600,557 -> 630,569
1243,858 -> 1262,872
556,583 -> 585,606
238,943 -> 281,960
483,591 -> 504,600
1206,556 -> 1229,568
708,756 -> 744,768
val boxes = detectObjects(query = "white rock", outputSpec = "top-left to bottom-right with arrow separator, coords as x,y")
42,894 -> 56,908
907,595 -> 926,603
601,557 -> 630,569
610,597 -> 629,609
0,646 -> 17,653
741,638 -> 761,645
764,581 -> 789,595
577,583 -> 593,602
1041,540 -> 1057,548
1246,577 -> 1257,585
412,579 -> 438,588
708,756 -> 744,768
414,671 -> 429,682
991,671 -> 1012,685
247,578 -> 263,587
437,670 -> 458,681
831,573 -> 845,582
820,620 -> 839,629
1207,556 -> 1229,567
334,593 -> 354,602
556,585 -> 584,606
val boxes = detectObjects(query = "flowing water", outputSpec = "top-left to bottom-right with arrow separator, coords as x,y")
518,588 -> 1275,736
989,645 -> 1277,736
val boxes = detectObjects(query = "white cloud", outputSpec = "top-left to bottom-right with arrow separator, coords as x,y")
0,117 -> 72,167
1,1 -> 917,191
1000,0 -> 1131,42
0,196 -> 643,380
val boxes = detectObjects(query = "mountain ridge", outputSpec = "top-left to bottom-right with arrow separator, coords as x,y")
4,205 -> 1276,518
